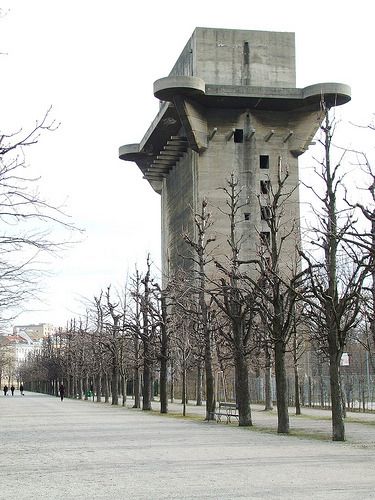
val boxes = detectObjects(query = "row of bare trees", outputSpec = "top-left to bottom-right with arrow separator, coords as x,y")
20,107 -> 375,442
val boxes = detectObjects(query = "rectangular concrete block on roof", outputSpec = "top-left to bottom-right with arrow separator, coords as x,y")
170,27 -> 296,88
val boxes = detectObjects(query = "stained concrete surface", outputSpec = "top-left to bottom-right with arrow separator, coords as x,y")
1,392 -> 374,499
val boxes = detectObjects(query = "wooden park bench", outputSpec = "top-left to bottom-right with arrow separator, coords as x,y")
215,402 -> 239,424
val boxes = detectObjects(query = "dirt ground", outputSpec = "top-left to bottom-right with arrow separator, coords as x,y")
1,392 -> 374,499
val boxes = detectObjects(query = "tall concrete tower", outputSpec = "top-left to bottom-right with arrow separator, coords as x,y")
119,28 -> 350,280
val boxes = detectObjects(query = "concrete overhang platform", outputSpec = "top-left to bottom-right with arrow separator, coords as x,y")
154,76 -> 351,111
119,76 -> 351,191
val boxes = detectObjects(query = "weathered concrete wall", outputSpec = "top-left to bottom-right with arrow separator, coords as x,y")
170,27 -> 295,88
161,149 -> 197,277
169,36 -> 195,78
160,110 -> 321,281
195,108 -> 301,277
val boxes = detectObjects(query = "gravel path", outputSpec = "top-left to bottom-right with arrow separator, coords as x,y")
1,392 -> 374,499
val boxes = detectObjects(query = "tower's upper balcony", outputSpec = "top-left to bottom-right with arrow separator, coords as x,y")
119,28 -> 351,193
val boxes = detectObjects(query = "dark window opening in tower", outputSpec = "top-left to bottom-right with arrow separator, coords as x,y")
234,129 -> 244,143
260,155 -> 269,169
243,41 -> 249,65
260,180 -> 270,194
244,212 -> 250,221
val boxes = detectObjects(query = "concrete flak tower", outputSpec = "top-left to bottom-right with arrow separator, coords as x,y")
119,27 -> 350,281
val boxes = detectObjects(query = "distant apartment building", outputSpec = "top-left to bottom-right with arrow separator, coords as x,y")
0,324 -> 56,383
13,323 -> 55,341
0,332 -> 36,363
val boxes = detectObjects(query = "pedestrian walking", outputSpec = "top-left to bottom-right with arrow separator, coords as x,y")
59,384 -> 65,401
10,385 -> 15,396
19,384 -> 24,396
3,385 -> 8,396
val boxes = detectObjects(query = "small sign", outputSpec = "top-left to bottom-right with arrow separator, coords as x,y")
340,352 -> 350,366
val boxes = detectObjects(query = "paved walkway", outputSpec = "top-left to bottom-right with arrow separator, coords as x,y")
1,392 -> 375,499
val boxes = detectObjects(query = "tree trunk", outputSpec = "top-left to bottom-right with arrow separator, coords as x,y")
111,362 -> 119,405
341,382 -> 347,418
159,292 -> 168,414
233,336 -> 252,426
294,363 -> 301,415
264,348 -> 273,411
292,321 -> 301,415
133,367 -> 141,408
72,375 -> 77,398
205,331 -> 216,420
160,348 -> 168,414
329,353 -> 345,441
182,366 -> 187,416
121,375 -> 126,406
274,340 -> 289,433
142,341 -> 152,411
96,374 -> 102,403
317,358 -> 325,408
150,372 -> 155,401
84,375 -> 89,400
104,374 -> 109,403
196,363 -> 203,406
170,358 -> 175,403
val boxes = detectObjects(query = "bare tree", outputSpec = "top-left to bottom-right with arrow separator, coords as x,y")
104,286 -> 124,406
158,286 -> 169,413
301,103 -> 370,441
248,158 -> 303,434
344,141 -> 375,359
128,257 -> 158,411
212,174 -> 256,427
146,281 -> 170,414
170,310 -> 193,416
0,108 -> 79,322
182,200 -> 217,420
291,306 -> 307,415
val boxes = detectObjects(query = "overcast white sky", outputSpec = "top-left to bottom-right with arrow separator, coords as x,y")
0,0 -> 374,329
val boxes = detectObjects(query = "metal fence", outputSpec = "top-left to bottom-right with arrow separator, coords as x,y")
216,373 -> 375,412
261,375 -> 374,411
